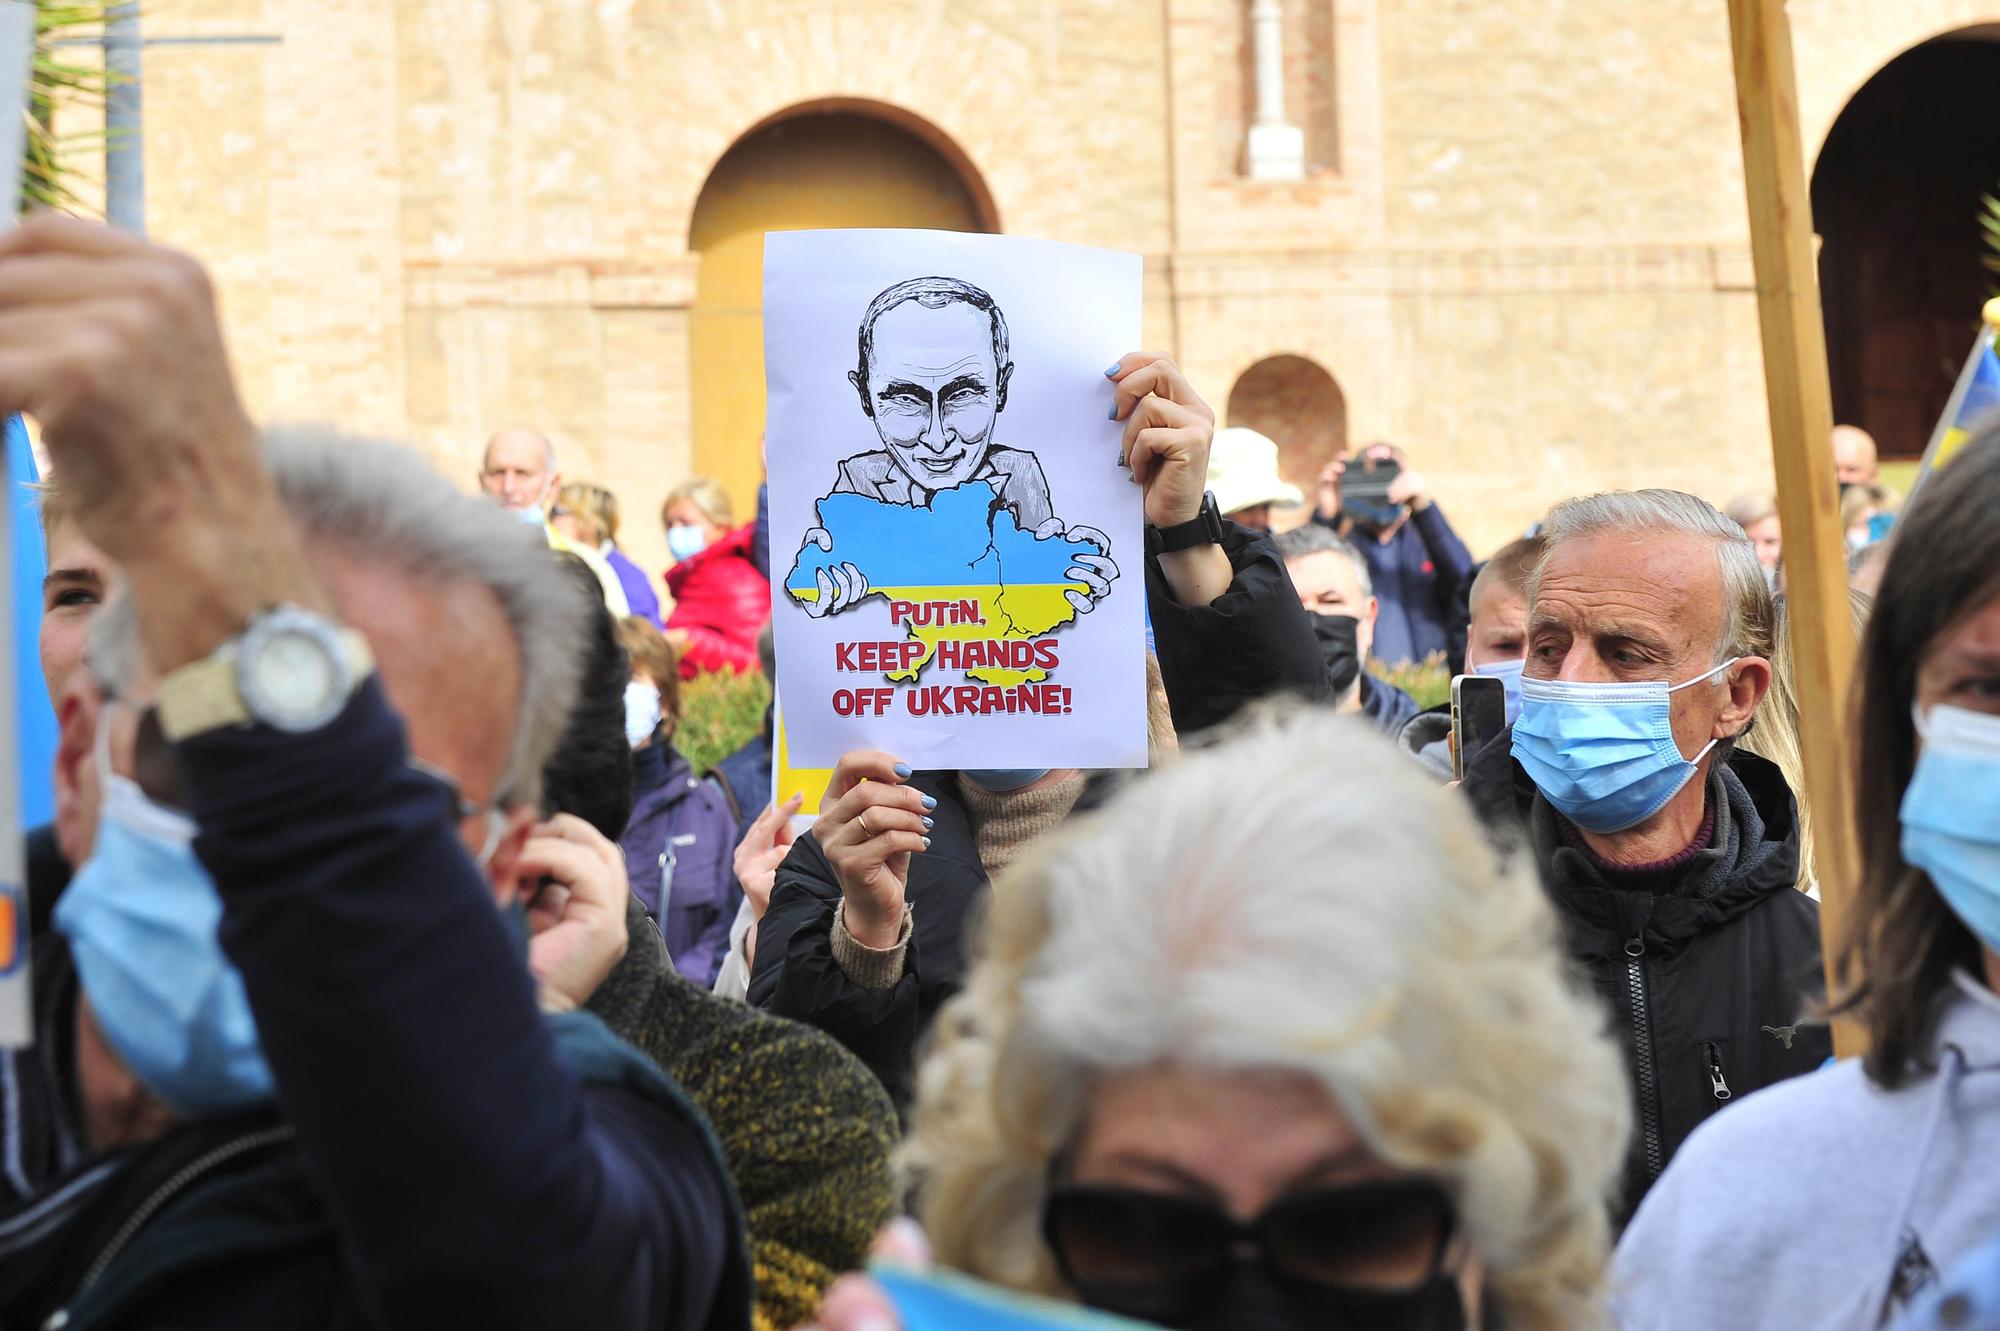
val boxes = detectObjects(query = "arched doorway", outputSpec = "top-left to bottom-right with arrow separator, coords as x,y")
688,107 -> 996,514
1226,355 -> 1347,485
1812,31 -> 2000,459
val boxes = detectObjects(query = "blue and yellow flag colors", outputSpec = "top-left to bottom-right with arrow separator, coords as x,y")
786,480 -> 1098,688
1914,300 -> 2000,492
1934,328 -> 2000,473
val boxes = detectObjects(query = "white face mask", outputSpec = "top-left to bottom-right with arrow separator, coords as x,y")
625,679 -> 663,749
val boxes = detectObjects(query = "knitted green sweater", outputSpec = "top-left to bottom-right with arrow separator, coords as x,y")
588,898 -> 900,1330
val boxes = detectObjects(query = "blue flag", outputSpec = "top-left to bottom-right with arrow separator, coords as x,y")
7,416 -> 51,828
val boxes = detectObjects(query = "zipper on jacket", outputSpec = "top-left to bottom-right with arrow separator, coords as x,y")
1624,935 -> 1665,1181
44,1125 -> 294,1329
1703,1041 -> 1732,1102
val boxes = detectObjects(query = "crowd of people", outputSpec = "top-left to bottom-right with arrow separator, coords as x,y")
0,212 -> 1995,1331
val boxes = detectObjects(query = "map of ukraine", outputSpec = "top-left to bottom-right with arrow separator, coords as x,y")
786,481 -> 1097,688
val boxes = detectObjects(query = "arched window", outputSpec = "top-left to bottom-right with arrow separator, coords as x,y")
1226,354 -> 1347,484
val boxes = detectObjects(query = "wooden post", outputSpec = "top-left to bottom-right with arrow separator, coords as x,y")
1727,0 -> 1865,1056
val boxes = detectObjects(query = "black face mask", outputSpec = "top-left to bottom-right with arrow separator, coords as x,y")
1181,1261 -> 1467,1331
1310,612 -> 1363,694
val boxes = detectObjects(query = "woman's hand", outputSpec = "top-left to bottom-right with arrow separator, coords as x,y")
734,793 -> 804,920
815,751 -> 934,950
806,1218 -> 931,1331
522,814 -> 632,1012
1109,353 -> 1216,529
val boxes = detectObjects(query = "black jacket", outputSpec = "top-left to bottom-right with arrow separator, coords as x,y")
0,681 -> 753,1331
749,522 -> 1328,1106
1461,736 -> 1832,1224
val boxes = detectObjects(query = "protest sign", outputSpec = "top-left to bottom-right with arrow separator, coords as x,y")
771,695 -> 830,837
0,0 -> 34,1047
873,1265 -> 1156,1331
765,229 -> 1146,771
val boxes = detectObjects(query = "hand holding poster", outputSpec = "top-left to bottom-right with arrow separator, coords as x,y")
765,230 -> 1146,770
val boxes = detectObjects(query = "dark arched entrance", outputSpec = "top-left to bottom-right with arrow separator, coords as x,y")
1812,33 -> 2000,459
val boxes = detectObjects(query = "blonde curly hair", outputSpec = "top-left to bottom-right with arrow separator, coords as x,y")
904,705 -> 1631,1331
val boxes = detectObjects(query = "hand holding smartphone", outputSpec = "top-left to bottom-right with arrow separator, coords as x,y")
1450,674 -> 1509,782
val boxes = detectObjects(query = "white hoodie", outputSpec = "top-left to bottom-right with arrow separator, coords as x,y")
1612,972 -> 2000,1331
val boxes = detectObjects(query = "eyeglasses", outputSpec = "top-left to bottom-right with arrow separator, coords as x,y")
407,757 -> 508,867
1042,1179 -> 1455,1327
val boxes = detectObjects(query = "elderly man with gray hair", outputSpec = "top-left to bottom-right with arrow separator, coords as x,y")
0,218 -> 748,1329
1459,488 -> 1830,1226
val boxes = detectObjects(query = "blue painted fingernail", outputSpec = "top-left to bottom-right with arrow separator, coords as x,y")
893,762 -> 913,779
920,837 -> 932,850
922,816 -> 935,831
1104,364 -> 1121,378
921,794 -> 938,810
1108,402 -> 1120,420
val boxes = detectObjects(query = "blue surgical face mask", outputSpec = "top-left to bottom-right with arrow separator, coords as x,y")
666,525 -> 708,563
53,727 -> 274,1115
1902,704 -> 2000,953
1474,656 -> 1527,725
1509,659 -> 1739,835
961,768 -> 1053,793
624,678 -> 662,749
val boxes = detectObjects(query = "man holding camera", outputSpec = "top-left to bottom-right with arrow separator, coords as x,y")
1315,442 -> 1475,668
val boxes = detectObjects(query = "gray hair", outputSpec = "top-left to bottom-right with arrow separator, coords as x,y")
483,427 -> 556,473
1529,489 -> 1774,667
89,426 -> 586,810
909,705 -> 1631,1331
1272,522 -> 1373,597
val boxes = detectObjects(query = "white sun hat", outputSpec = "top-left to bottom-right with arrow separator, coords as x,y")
1206,427 -> 1306,518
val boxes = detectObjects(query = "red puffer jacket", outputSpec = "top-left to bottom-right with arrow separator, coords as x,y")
665,523 -> 770,677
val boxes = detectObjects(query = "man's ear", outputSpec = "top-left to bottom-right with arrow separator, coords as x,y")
54,682 -> 101,868
1357,595 -> 1380,665
480,805 -> 542,911
995,361 -> 1014,413
1716,657 -> 1773,738
848,369 -> 874,419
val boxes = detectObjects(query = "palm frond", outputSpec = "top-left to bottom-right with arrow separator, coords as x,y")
19,1 -> 123,216
1982,192 -> 2000,284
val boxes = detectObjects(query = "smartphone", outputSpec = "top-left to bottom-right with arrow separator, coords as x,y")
1451,674 -> 1509,781
1340,456 -> 1404,528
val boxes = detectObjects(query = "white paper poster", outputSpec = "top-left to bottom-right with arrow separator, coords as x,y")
765,229 -> 1146,771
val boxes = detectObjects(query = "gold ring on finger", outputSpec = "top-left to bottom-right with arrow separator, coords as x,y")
858,811 -> 873,836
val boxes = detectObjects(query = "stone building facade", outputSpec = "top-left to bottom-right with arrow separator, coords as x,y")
87,0 -> 2000,585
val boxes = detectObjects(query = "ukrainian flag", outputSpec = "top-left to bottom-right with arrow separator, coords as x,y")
1915,302 -> 2000,484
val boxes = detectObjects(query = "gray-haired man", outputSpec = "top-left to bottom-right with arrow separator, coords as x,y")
1459,488 -> 1830,1225
0,217 -> 748,1329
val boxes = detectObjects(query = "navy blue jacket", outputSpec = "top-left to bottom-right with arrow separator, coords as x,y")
155,680 -> 749,1329
1321,505 -> 1475,667
1361,673 -> 1420,737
